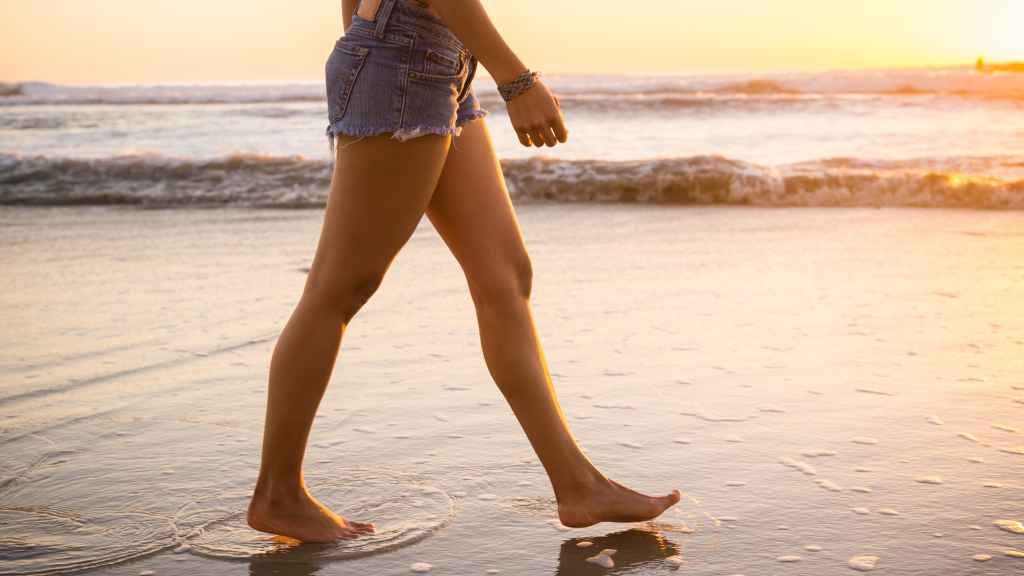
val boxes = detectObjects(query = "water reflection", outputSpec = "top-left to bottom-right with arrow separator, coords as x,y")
248,558 -> 322,576
555,528 -> 681,575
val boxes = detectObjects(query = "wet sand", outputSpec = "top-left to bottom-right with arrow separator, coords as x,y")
1,204 -> 1023,575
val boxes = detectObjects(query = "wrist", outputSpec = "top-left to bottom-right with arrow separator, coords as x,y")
492,64 -> 530,86
497,70 -> 540,103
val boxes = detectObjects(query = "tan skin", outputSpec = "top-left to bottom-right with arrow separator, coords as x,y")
247,0 -> 680,542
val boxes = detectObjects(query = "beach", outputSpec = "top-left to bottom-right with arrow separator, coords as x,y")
2,203 -> 1022,575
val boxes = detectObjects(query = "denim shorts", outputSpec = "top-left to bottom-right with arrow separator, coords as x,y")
324,0 -> 488,148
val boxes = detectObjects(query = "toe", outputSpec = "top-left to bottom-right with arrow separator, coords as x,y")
349,520 -> 376,533
335,528 -> 359,540
657,490 -> 681,510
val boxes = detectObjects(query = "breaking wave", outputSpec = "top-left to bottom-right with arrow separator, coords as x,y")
2,152 -> 1022,209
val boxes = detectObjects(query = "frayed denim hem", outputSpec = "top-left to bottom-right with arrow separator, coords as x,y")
326,122 -> 466,154
455,108 -> 489,127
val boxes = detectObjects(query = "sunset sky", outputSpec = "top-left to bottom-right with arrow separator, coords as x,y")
1,0 -> 1021,84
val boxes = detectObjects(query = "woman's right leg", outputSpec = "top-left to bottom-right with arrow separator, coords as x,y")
248,132 -> 452,542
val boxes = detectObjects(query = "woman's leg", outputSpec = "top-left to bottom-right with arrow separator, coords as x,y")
425,119 -> 680,527
248,132 -> 452,542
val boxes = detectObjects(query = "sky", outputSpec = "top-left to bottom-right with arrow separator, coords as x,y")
1,0 -> 1022,85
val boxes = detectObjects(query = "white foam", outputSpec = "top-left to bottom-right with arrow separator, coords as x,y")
758,406 -> 786,413
967,457 -> 985,463
958,432 -> 980,443
856,388 -> 895,396
878,508 -> 900,516
801,449 -> 837,458
619,441 -> 645,449
854,467 -> 876,473
353,426 -> 375,434
805,544 -> 823,552
776,555 -> 802,563
477,493 -> 498,501
1000,446 -> 1024,455
433,413 -> 449,422
969,525 -> 983,530
777,525 -> 790,530
972,554 -> 992,562
852,507 -> 871,515
679,407 -> 750,422
665,555 -> 684,566
926,415 -> 944,425
848,555 -> 880,571
673,438 -> 693,445
814,479 -> 843,492
725,435 -> 744,443
725,481 -> 747,487
995,520 -> 1024,534
915,475 -> 943,485
993,424 -> 1018,433
576,541 -> 594,548
410,562 -> 433,572
851,437 -> 879,445
586,553 -> 615,568
983,482 -> 1004,488
548,519 -> 572,532
780,457 -> 817,476
851,486 -> 873,493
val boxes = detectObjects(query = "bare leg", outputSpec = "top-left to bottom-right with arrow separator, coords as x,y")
425,119 -> 680,527
248,132 -> 452,542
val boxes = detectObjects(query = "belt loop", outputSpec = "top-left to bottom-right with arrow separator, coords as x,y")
374,0 -> 398,39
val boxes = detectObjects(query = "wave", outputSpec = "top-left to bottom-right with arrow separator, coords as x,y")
1,153 -> 1022,209
4,69 -> 1024,108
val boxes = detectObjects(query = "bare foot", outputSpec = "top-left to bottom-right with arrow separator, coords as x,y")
556,478 -> 681,528
247,488 -> 375,543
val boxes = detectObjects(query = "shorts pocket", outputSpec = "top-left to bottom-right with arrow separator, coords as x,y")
325,39 -> 370,124
424,49 -> 464,78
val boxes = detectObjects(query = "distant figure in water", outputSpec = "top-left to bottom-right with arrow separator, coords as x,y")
976,57 -> 985,72
246,0 -> 680,542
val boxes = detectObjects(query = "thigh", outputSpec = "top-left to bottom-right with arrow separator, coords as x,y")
425,119 -> 530,287
307,133 -> 451,292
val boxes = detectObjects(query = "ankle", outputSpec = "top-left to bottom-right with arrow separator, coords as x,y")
553,468 -> 608,502
251,477 -> 308,506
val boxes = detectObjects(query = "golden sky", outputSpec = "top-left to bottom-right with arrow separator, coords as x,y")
1,0 -> 1021,84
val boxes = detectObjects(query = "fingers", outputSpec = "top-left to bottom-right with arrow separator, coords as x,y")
538,125 -> 558,147
550,114 -> 568,143
521,127 -> 549,147
515,127 -> 531,147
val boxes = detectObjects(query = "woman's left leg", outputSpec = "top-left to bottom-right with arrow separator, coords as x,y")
425,118 -> 680,527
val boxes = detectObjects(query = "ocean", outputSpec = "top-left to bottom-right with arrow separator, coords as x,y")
3,68 -> 1024,208
1,69 -> 1023,576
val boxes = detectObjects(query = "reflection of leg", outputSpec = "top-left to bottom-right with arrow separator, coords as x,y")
556,530 -> 681,576
248,132 -> 452,542
426,119 -> 680,527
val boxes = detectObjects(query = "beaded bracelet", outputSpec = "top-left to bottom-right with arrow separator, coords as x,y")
497,70 -> 540,103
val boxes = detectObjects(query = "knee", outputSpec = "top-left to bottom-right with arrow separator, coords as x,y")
470,250 -> 533,308
303,269 -> 384,324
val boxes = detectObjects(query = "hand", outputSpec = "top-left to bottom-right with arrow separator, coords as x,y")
506,79 -> 568,147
